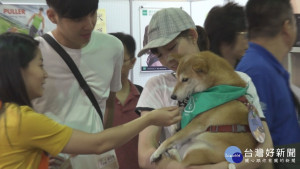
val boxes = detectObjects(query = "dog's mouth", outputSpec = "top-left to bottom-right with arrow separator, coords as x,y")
177,96 -> 190,109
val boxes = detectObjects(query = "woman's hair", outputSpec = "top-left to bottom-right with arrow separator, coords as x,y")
0,32 -> 39,108
109,32 -> 136,59
204,2 -> 247,56
196,25 -> 210,51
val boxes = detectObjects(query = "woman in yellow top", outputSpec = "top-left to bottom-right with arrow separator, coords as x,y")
0,32 -> 181,169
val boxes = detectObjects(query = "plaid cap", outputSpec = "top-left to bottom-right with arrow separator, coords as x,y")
138,8 -> 196,57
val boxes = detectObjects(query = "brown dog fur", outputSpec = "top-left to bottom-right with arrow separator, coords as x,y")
150,51 -> 257,167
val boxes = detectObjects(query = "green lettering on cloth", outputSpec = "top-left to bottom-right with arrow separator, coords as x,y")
181,85 -> 247,129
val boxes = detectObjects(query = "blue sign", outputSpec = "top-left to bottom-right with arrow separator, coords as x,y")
225,146 -> 243,163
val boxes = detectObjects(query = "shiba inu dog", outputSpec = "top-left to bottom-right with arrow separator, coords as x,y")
150,51 -> 258,167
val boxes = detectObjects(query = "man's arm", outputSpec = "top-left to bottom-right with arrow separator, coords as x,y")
103,91 -> 115,129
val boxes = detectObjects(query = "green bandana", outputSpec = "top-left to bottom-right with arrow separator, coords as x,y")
181,85 -> 247,129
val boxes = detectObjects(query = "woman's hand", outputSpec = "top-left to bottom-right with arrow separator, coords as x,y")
147,106 -> 181,126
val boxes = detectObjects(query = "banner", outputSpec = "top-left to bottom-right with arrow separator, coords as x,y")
139,7 -> 170,72
0,4 -> 106,36
0,4 -> 55,36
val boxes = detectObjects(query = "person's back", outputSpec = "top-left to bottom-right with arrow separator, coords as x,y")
32,0 -> 124,168
236,0 -> 300,146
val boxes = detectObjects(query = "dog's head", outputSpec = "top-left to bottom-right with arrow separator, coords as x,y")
171,51 -> 246,101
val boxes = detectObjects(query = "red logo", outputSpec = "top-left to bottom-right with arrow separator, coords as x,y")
3,8 -> 25,15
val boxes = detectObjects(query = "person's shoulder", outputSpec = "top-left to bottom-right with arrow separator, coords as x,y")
91,31 -> 123,48
5,103 -> 38,121
34,35 -> 43,42
235,71 -> 250,80
34,34 -> 52,50
92,31 -> 121,43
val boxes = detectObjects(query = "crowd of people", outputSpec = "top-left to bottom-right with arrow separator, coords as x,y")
0,0 -> 299,169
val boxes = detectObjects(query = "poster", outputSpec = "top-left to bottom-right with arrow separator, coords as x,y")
94,9 -> 107,33
0,4 -> 106,36
294,14 -> 300,47
0,4 -> 55,36
139,7 -> 170,72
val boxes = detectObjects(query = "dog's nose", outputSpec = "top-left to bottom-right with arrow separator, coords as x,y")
171,95 -> 177,100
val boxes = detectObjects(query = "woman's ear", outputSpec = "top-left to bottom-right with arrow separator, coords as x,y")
189,28 -> 198,44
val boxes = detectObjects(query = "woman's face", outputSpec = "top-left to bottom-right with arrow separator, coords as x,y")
155,30 -> 199,71
21,49 -> 48,100
231,32 -> 249,65
222,31 -> 248,67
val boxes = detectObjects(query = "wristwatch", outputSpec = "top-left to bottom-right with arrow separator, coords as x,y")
228,163 -> 236,169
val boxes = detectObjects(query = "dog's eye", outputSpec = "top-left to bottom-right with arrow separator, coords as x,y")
182,78 -> 189,82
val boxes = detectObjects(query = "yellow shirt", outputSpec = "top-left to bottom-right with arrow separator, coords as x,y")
0,103 -> 73,169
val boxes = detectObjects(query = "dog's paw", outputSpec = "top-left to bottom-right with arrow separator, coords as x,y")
150,151 -> 162,163
167,148 -> 181,161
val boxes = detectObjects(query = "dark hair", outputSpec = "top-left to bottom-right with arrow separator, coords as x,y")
0,32 -> 39,107
204,2 -> 247,56
246,0 -> 294,39
196,25 -> 209,51
110,32 -> 136,59
46,0 -> 98,19
39,7 -> 44,11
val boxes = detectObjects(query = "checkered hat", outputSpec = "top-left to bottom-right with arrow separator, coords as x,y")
138,8 -> 196,57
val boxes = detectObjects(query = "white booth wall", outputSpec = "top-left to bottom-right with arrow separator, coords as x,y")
0,0 -> 242,87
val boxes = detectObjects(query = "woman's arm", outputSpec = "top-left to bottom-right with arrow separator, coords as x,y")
61,106 -> 181,155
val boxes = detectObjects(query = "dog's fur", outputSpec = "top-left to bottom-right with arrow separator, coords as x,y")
150,51 -> 257,166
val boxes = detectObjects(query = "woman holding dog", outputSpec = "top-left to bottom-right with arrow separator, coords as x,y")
0,32 -> 181,169
136,7 -> 273,169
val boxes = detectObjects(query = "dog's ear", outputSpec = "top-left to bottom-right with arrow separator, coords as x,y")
192,58 -> 208,74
